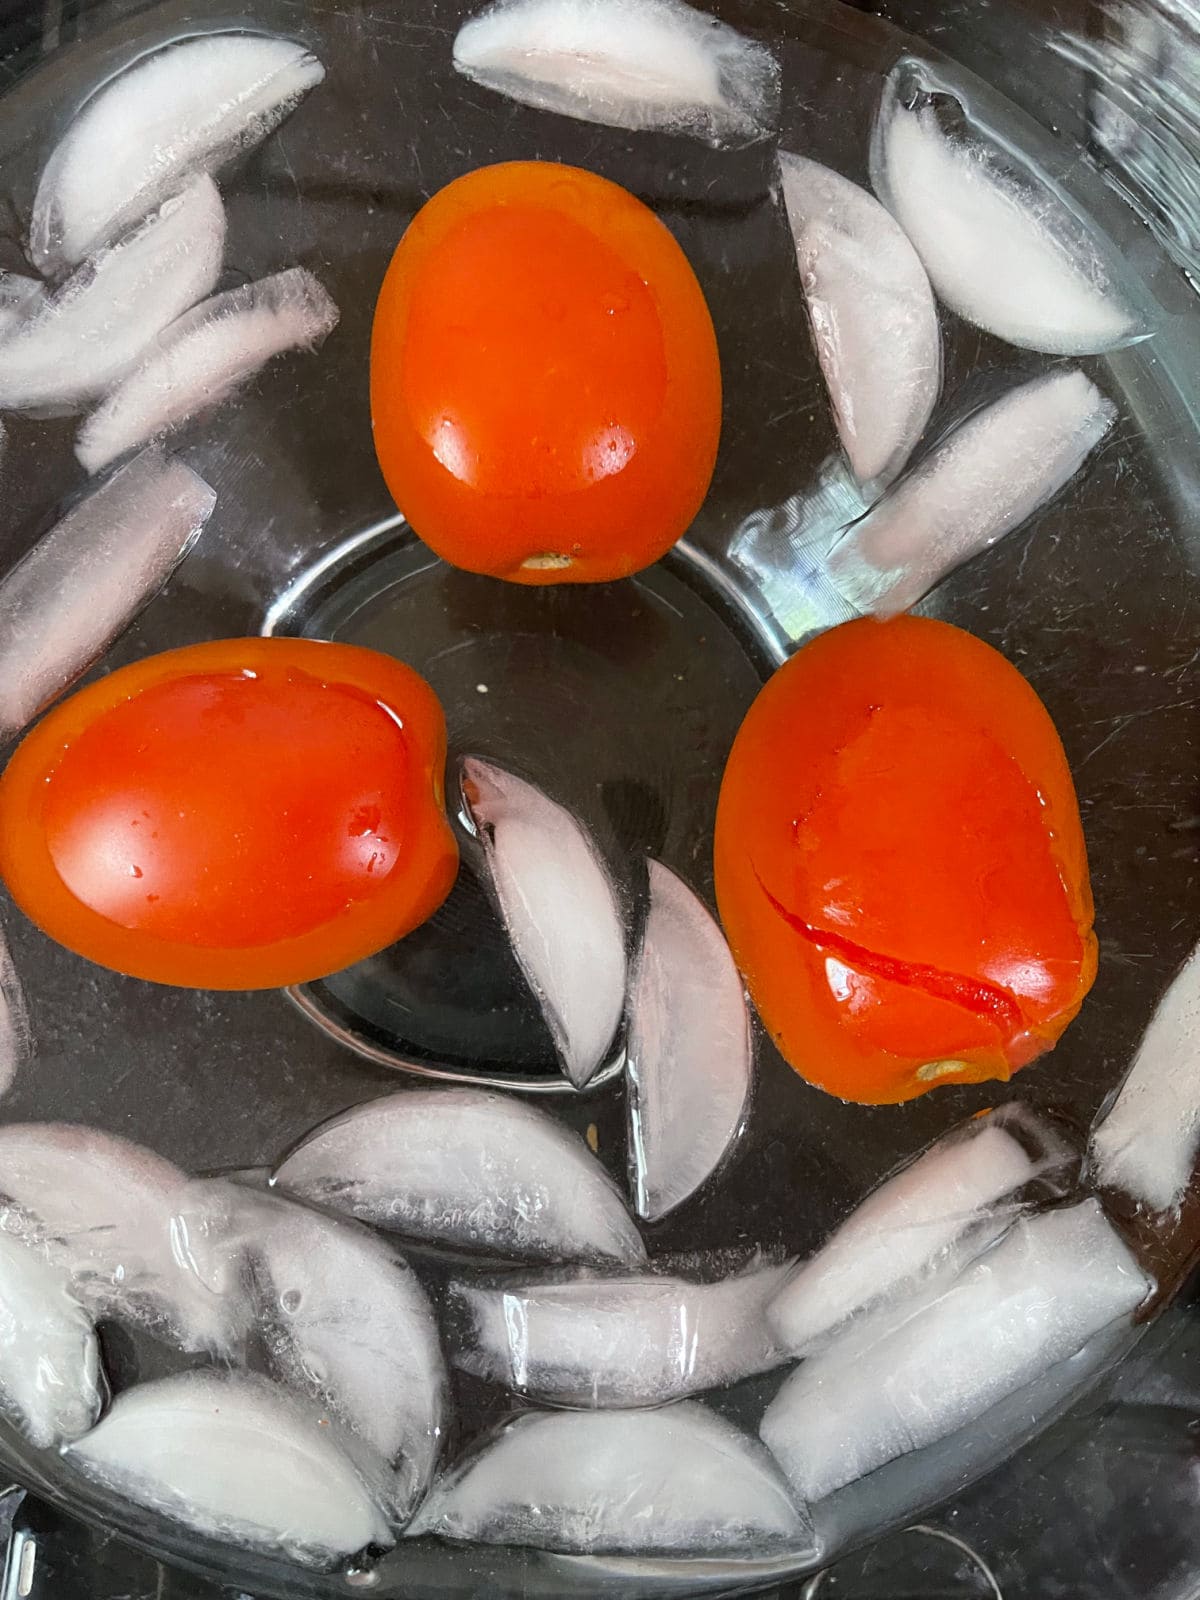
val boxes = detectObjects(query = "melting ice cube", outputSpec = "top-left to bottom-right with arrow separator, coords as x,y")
0,274 -> 42,337
452,0 -> 779,147
1089,941 -> 1200,1213
274,1087 -> 645,1265
31,32 -> 324,272
0,176 -> 225,412
779,153 -> 941,491
76,268 -> 339,474
0,1123 -> 246,1354
461,759 -> 626,1089
767,1103 -> 1074,1356
412,1403 -> 812,1554
0,448 -> 215,737
824,367 -> 1117,617
451,1257 -> 791,1407
626,859 -> 752,1221
201,1183 -> 447,1525
760,1198 -> 1152,1503
0,919 -> 31,1102
870,62 -> 1145,355
67,1371 -> 390,1563
0,1230 -> 100,1448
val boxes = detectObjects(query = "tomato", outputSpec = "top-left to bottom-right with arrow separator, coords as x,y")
714,616 -> 1097,1104
371,161 -> 721,585
0,639 -> 457,990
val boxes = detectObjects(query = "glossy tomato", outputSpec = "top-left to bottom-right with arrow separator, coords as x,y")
371,161 -> 721,584
0,639 -> 457,989
714,616 -> 1097,1104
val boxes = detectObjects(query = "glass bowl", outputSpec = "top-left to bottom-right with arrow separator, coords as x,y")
0,0 -> 1196,1594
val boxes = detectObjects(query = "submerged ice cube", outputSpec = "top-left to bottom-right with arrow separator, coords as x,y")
870,63 -> 1145,355
760,1199 -> 1152,1503
451,1257 -> 791,1407
461,759 -> 626,1088
767,1104 -> 1073,1356
0,1230 -> 101,1448
412,1403 -> 812,1554
32,32 -> 324,272
779,153 -> 941,491
0,176 -> 225,413
1090,941 -> 1200,1213
0,920 -> 31,1102
67,1371 -> 390,1563
0,449 -> 215,737
626,859 -> 752,1221
76,268 -> 340,473
230,1186 -> 446,1524
452,0 -> 779,147
825,367 -> 1117,617
274,1087 -> 645,1265
0,1123 -> 245,1354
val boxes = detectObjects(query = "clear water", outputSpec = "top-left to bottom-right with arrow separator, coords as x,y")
0,0 -> 1196,1594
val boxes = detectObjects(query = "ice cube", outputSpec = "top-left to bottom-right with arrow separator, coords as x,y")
626,860 -> 752,1221
461,759 -> 626,1089
31,32 -> 324,272
274,1087 -> 645,1265
452,1258 -> 791,1406
0,448 -> 215,737
0,176 -> 225,412
215,1185 -> 447,1524
0,1123 -> 246,1354
825,367 -> 1117,617
0,1230 -> 100,1448
412,1403 -> 811,1554
1089,941 -> 1200,1213
760,1198 -> 1152,1503
0,920 -> 31,1102
779,153 -> 941,491
870,63 -> 1145,354
767,1103 -> 1073,1356
66,1371 -> 391,1563
76,268 -> 339,474
452,0 -> 779,147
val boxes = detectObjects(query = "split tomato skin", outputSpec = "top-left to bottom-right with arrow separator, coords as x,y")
714,615 -> 1097,1104
0,638 -> 458,990
371,161 -> 722,585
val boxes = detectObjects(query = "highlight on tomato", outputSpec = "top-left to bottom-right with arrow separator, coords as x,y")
714,615 -> 1097,1104
371,160 -> 722,585
0,638 -> 458,990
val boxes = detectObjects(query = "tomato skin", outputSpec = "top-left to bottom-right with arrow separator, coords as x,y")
371,161 -> 721,585
714,616 -> 1097,1104
0,639 -> 457,990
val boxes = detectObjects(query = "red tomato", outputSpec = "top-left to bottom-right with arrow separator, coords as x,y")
371,161 -> 721,584
0,639 -> 457,989
714,616 -> 1097,1104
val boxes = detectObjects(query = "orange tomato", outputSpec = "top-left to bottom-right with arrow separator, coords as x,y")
0,639 -> 457,990
371,161 -> 721,584
714,616 -> 1097,1104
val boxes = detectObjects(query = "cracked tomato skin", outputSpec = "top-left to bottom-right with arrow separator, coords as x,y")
370,161 -> 721,585
0,638 -> 458,990
714,615 -> 1097,1104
